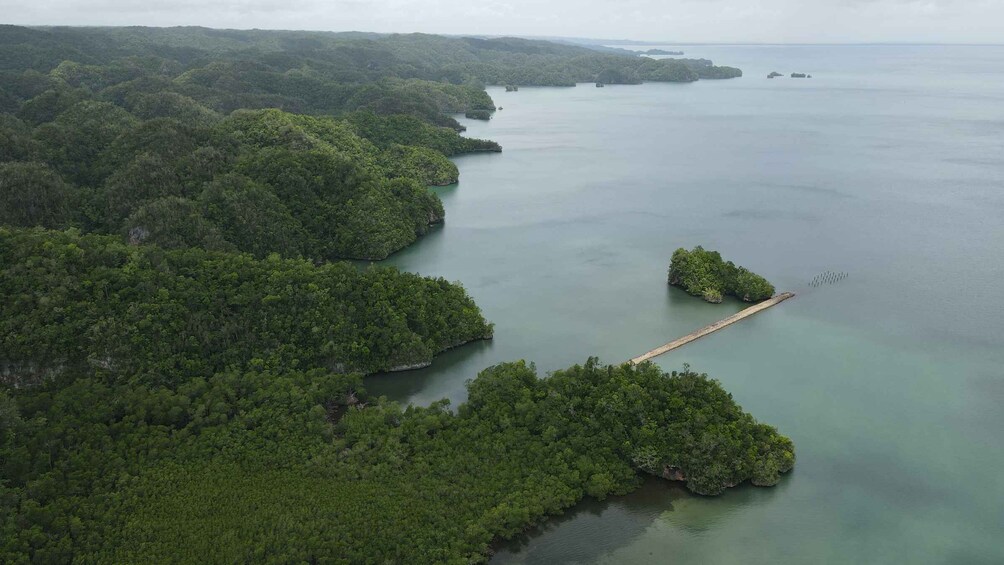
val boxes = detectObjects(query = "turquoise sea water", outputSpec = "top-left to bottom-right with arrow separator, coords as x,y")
365,45 -> 1004,563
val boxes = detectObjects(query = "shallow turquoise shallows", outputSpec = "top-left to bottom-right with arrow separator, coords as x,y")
364,45 -> 1004,564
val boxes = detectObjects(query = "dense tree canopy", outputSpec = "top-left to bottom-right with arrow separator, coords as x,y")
345,111 -> 501,155
0,162 -> 71,228
0,114 -> 36,161
0,25 -> 744,259
0,351 -> 791,563
1,102 -> 471,259
0,26 -> 790,565
0,26 -> 742,95
668,246 -> 776,303
0,228 -> 791,565
0,227 -> 493,384
0,28 -> 519,260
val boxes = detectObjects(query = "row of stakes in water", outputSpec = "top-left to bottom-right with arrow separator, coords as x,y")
810,270 -> 848,287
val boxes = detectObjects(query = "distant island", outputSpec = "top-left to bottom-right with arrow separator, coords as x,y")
639,48 -> 684,55
769,71 -> 812,79
668,246 -> 776,303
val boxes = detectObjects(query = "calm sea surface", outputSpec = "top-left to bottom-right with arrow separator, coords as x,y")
365,45 -> 1004,564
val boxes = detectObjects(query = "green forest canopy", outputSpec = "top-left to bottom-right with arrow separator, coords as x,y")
0,25 -> 793,565
0,229 -> 792,564
0,25 -> 742,260
0,102 -> 499,260
668,246 -> 776,303
1,347 -> 792,563
0,227 -> 494,381
0,26 -> 742,94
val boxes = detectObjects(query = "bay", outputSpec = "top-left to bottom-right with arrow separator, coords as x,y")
366,45 -> 1004,563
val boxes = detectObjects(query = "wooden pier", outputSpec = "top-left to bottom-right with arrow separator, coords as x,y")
629,292 -> 795,365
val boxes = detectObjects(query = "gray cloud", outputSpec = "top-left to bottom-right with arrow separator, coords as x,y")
1,0 -> 1002,43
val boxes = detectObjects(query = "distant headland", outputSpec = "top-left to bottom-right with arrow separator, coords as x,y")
638,48 -> 685,56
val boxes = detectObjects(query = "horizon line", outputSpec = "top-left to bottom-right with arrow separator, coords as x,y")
5,23 -> 1004,46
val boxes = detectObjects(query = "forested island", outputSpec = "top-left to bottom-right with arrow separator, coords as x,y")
669,246 -> 776,303
0,25 -> 792,563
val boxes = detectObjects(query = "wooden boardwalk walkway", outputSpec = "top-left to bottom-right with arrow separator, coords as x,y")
629,292 -> 795,365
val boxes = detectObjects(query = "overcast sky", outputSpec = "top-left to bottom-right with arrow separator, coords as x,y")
3,0 -> 1003,44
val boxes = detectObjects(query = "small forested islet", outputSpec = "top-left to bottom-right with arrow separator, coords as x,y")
669,246 -> 776,303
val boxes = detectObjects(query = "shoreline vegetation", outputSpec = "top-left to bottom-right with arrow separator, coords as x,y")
0,25 -> 741,260
638,48 -> 685,56
0,354 -> 793,563
0,227 -> 496,384
0,25 -> 792,563
669,246 -> 776,303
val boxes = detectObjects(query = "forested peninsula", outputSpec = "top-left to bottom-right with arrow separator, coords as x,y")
0,25 -> 742,258
0,227 -> 495,381
0,343 -> 792,562
0,25 -> 792,563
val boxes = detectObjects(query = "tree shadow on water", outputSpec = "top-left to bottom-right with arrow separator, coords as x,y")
491,475 -> 790,564
362,338 -> 496,403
